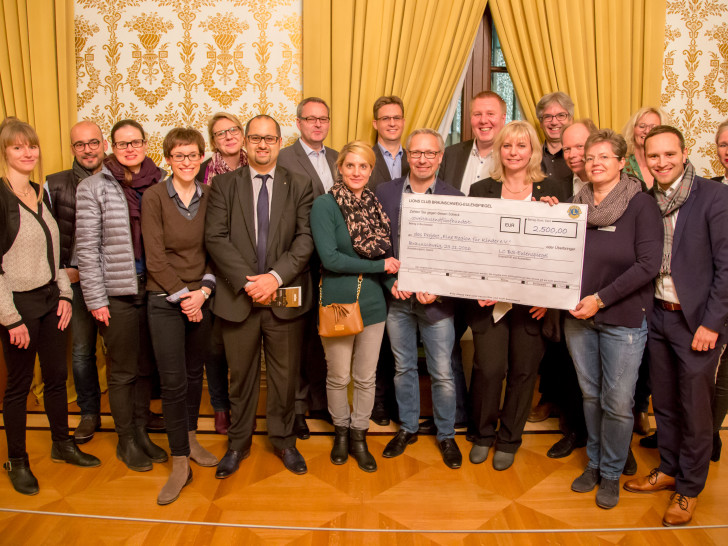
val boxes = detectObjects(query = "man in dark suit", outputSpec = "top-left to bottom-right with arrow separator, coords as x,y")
624,126 -> 728,526
369,95 -> 409,190
439,90 -> 506,195
376,128 -> 464,469
277,97 -> 337,439
369,95 -> 409,427
536,91 -> 574,187
436,91 -> 507,431
205,115 -> 314,477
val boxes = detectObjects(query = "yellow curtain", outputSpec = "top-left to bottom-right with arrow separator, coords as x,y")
303,0 -> 488,149
489,0 -> 665,133
0,0 -> 76,174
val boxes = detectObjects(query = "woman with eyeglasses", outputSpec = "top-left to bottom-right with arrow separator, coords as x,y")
466,121 -> 570,472
198,112 -> 248,185
195,112 -> 249,435
549,129 -> 662,509
1,118 -> 100,495
76,119 -> 168,472
622,107 -> 669,189
141,128 -> 219,504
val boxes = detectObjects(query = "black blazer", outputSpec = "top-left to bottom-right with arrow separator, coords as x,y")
466,177 -> 571,333
438,139 -> 474,192
277,139 -> 338,198
204,165 -> 314,322
369,144 -> 409,190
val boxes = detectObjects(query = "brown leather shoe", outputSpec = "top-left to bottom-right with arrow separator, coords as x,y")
662,493 -> 697,526
633,411 -> 651,435
623,468 -> 675,493
214,410 -> 230,435
527,401 -> 554,423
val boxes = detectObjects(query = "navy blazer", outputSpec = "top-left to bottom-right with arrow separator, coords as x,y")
369,143 -> 409,191
649,176 -> 728,334
375,176 -> 463,322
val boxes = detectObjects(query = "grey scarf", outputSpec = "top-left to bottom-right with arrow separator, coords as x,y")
573,172 -> 641,227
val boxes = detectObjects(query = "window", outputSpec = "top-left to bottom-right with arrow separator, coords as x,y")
446,7 -> 522,146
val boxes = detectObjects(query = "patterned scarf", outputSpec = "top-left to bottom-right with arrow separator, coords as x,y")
330,181 -> 392,258
205,149 -> 248,184
654,161 -> 695,275
71,159 -> 97,185
104,155 -> 163,260
573,172 -> 641,227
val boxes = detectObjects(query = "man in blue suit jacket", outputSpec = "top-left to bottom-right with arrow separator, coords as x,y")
375,128 -> 464,469
624,126 -> 728,526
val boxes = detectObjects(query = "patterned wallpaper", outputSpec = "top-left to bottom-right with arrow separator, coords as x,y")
662,0 -> 728,177
75,0 -> 302,167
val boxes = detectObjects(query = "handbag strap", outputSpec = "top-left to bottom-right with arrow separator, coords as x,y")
320,273 -> 363,305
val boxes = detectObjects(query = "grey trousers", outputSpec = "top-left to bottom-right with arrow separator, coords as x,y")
321,321 -> 385,430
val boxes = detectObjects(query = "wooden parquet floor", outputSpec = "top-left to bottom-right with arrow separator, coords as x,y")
1,394 -> 727,544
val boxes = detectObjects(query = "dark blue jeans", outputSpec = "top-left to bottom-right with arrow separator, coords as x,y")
70,282 -> 101,416
147,294 -> 212,456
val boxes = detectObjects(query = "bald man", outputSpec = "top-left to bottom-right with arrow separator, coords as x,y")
46,120 -> 108,444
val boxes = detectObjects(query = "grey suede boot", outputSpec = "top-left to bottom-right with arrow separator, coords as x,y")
157,456 -> 192,505
188,431 -> 219,467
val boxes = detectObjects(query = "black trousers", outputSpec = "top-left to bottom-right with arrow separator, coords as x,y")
649,305 -> 722,497
100,291 -> 155,437
295,306 -> 328,415
470,305 -> 546,452
1,285 -> 69,458
147,293 -> 211,456
220,308 -> 304,452
713,346 -> 728,435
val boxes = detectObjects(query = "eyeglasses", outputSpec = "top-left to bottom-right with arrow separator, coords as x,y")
377,115 -> 404,123
541,112 -> 569,122
585,154 -> 620,164
637,123 -> 657,132
408,150 -> 440,159
72,139 -> 102,152
169,152 -> 202,162
213,126 -> 242,139
112,139 -> 146,149
299,116 -> 330,124
246,135 -> 280,144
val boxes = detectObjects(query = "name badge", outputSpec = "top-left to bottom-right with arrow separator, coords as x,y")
598,226 -> 616,232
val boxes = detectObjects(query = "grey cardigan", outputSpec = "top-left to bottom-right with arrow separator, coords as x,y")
76,164 -> 161,310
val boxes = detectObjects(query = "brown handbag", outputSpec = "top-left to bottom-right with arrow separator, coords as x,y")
318,274 -> 364,337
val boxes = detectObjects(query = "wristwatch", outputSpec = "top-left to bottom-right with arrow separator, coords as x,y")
593,293 -> 605,309
200,288 -> 210,300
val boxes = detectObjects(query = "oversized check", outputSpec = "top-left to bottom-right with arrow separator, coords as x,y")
396,194 -> 588,310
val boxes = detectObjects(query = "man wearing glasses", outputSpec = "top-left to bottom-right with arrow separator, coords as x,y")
278,97 -> 338,439
46,121 -> 108,444
375,129 -> 464,469
369,95 -> 409,190
205,115 -> 315,478
536,91 -> 574,187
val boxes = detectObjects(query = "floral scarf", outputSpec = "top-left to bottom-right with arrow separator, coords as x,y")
205,149 -> 248,184
330,181 -> 391,258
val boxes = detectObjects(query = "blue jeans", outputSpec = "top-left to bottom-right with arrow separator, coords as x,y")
565,317 -> 647,480
70,282 -> 101,416
386,299 -> 456,441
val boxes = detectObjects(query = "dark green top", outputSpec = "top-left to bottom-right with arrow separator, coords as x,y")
310,194 -> 387,326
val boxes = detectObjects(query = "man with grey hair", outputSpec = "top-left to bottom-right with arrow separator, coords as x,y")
536,91 -> 574,187
278,97 -> 338,439
375,128 -> 464,469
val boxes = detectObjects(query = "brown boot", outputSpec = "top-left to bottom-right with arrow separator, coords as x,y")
157,456 -> 192,505
662,493 -> 697,526
623,468 -> 675,493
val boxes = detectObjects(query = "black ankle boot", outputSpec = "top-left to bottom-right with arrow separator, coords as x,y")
51,438 -> 101,467
134,426 -> 168,463
330,426 -> 349,465
117,435 -> 153,472
3,454 -> 39,495
711,432 -> 722,462
349,428 -> 377,472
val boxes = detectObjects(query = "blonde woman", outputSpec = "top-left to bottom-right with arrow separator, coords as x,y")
622,107 -> 669,189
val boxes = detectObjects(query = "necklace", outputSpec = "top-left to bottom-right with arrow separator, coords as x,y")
503,182 -> 531,194
12,185 -> 33,197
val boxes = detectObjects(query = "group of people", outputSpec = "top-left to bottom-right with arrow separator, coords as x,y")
1,90 -> 727,527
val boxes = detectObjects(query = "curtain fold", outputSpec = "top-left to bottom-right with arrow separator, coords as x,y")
490,0 -> 665,133
303,0 -> 488,149
0,0 -> 76,174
